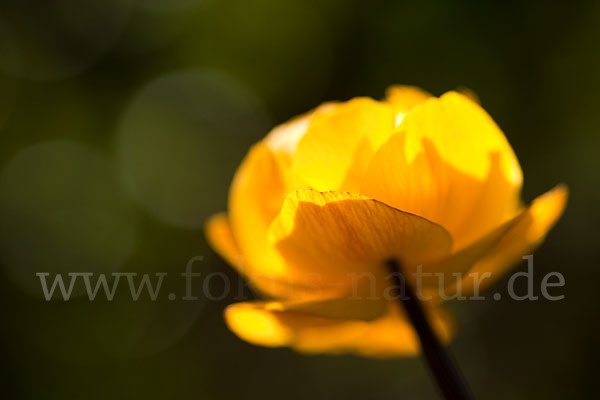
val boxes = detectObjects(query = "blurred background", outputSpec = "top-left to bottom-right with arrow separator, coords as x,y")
0,0 -> 598,398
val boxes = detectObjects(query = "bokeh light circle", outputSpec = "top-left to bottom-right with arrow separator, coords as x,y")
117,68 -> 271,229
0,140 -> 138,298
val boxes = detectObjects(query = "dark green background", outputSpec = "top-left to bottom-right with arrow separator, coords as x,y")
0,0 -> 598,398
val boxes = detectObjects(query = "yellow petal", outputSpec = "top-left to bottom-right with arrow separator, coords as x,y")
225,301 -> 454,357
224,142 -> 360,301
266,291 -> 387,321
228,143 -> 298,295
420,212 -> 523,290
354,305 -> 454,358
225,301 -> 296,347
362,92 -> 523,249
264,102 -> 336,158
460,185 -> 568,295
385,85 -> 432,115
291,98 -> 395,191
205,213 -> 244,270
268,189 -> 453,289
205,213 -> 322,301
403,92 -> 522,183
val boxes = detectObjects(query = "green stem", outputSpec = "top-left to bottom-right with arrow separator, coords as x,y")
386,259 -> 475,400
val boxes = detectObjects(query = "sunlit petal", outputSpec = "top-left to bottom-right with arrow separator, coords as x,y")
269,189 -> 453,288
291,98 -> 395,191
459,185 -> 568,295
225,301 -> 454,357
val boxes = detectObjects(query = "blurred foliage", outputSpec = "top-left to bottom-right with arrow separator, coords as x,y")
0,0 -> 598,399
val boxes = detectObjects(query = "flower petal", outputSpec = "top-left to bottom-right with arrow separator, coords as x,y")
229,143 -> 288,278
291,98 -> 395,191
459,185 -> 568,295
205,213 -> 323,301
385,85 -> 432,115
420,211 -> 523,290
265,291 -> 388,321
227,143 -> 324,301
362,92 -> 523,249
403,91 -> 522,183
264,102 -> 336,158
225,301 -> 454,357
203,216 -> 391,319
268,189 -> 453,289
205,213 -> 244,270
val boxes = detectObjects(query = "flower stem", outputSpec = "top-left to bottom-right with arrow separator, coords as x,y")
386,259 -> 474,400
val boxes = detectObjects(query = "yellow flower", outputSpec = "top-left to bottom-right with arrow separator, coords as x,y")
206,86 -> 567,358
